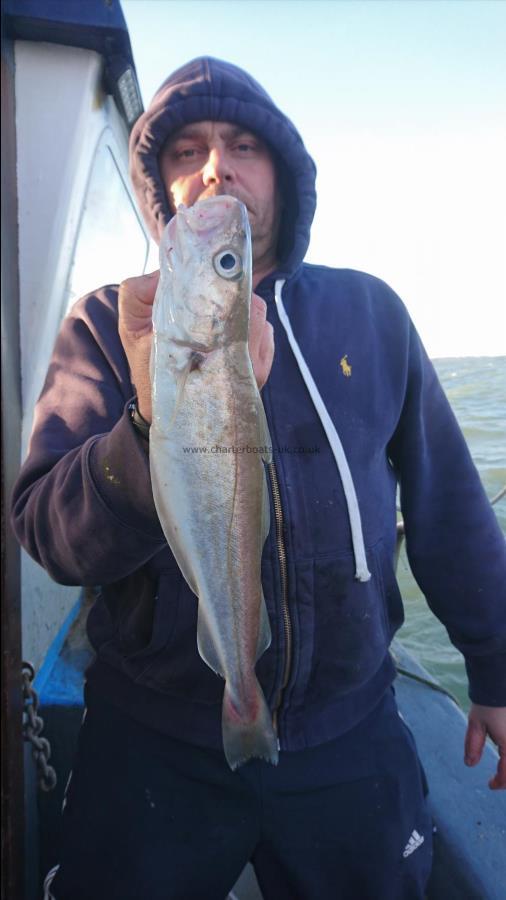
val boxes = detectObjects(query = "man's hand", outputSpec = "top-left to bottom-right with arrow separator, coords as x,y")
249,293 -> 274,391
118,277 -> 275,425
464,703 -> 506,790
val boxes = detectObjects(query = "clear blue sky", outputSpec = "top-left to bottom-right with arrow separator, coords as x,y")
122,0 -> 506,358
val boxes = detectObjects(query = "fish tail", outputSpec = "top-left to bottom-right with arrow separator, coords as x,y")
222,678 -> 279,771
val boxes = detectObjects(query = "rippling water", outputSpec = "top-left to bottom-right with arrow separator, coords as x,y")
396,356 -> 506,709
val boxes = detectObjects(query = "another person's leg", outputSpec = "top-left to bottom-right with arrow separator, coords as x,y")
252,688 -> 433,900
48,689 -> 259,900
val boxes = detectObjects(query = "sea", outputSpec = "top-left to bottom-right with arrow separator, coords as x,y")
396,355 -> 506,710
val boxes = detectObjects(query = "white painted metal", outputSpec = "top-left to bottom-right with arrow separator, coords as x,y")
14,40 -> 152,671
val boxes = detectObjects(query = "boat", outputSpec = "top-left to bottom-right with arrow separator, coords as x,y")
1,2 -> 504,898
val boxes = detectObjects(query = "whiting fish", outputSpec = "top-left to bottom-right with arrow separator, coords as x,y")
150,195 -> 279,770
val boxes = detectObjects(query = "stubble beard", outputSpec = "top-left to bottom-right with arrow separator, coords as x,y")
250,205 -> 281,273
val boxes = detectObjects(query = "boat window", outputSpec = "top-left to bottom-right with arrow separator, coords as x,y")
64,132 -> 148,314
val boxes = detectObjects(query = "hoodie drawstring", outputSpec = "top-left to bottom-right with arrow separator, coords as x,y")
273,279 -> 371,582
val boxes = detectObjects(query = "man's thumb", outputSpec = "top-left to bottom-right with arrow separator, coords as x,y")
120,270 -> 159,306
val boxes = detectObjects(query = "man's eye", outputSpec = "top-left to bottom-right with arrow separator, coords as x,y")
175,148 -> 197,160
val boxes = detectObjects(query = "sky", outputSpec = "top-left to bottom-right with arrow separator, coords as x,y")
121,0 -> 506,359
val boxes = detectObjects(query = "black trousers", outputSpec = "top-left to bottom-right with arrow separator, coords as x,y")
48,686 -> 433,900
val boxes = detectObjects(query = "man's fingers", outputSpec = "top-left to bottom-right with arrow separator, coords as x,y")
256,322 -> 274,390
251,293 -> 267,316
464,716 -> 487,766
249,294 -> 273,390
488,744 -> 506,790
465,704 -> 506,790
249,293 -> 267,351
259,321 -> 274,365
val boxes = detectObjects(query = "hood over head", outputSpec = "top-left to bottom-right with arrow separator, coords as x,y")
129,56 -> 317,276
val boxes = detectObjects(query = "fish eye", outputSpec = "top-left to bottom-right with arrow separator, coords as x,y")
213,250 -> 243,280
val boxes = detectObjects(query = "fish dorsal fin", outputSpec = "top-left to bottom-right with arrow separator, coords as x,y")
256,395 -> 272,464
256,593 -> 272,661
260,464 -> 270,543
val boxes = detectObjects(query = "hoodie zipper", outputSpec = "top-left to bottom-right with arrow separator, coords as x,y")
268,459 -> 292,740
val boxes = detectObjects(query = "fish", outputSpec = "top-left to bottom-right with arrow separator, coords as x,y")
149,194 -> 279,770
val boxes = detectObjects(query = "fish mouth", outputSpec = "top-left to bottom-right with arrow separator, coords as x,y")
181,195 -> 248,234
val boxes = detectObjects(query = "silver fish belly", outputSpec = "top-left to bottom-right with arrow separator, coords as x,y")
149,195 -> 279,770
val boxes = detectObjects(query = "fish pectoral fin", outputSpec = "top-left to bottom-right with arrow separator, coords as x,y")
167,355 -> 193,429
152,343 -> 193,430
256,396 -> 272,464
197,606 -> 224,678
256,594 -> 272,661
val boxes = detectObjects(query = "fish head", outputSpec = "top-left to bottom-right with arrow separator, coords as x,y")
160,195 -> 252,349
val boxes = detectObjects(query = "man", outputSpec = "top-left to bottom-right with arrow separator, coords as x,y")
11,57 -> 506,900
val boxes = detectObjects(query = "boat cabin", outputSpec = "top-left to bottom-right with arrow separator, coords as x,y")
1,2 -> 503,898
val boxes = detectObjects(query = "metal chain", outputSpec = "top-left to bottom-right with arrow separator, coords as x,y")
21,662 -> 57,792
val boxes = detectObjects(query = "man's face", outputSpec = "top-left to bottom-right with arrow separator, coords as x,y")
159,121 -> 281,270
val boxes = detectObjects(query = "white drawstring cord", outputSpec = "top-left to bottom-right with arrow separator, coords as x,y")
43,864 -> 59,899
273,279 -> 371,582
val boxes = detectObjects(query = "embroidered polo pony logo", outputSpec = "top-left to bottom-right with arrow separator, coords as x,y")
339,355 -> 352,377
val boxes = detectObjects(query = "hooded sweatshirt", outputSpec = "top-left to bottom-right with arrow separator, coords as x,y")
11,58 -> 506,752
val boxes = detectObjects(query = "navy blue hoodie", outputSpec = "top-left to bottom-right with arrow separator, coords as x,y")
11,58 -> 506,752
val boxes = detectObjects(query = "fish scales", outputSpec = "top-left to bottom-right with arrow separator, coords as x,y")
149,195 -> 279,770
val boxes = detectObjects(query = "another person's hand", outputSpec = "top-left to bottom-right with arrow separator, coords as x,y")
118,278 -> 275,425
464,704 -> 506,789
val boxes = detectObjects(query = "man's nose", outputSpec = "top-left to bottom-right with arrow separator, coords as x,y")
202,148 -> 233,186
